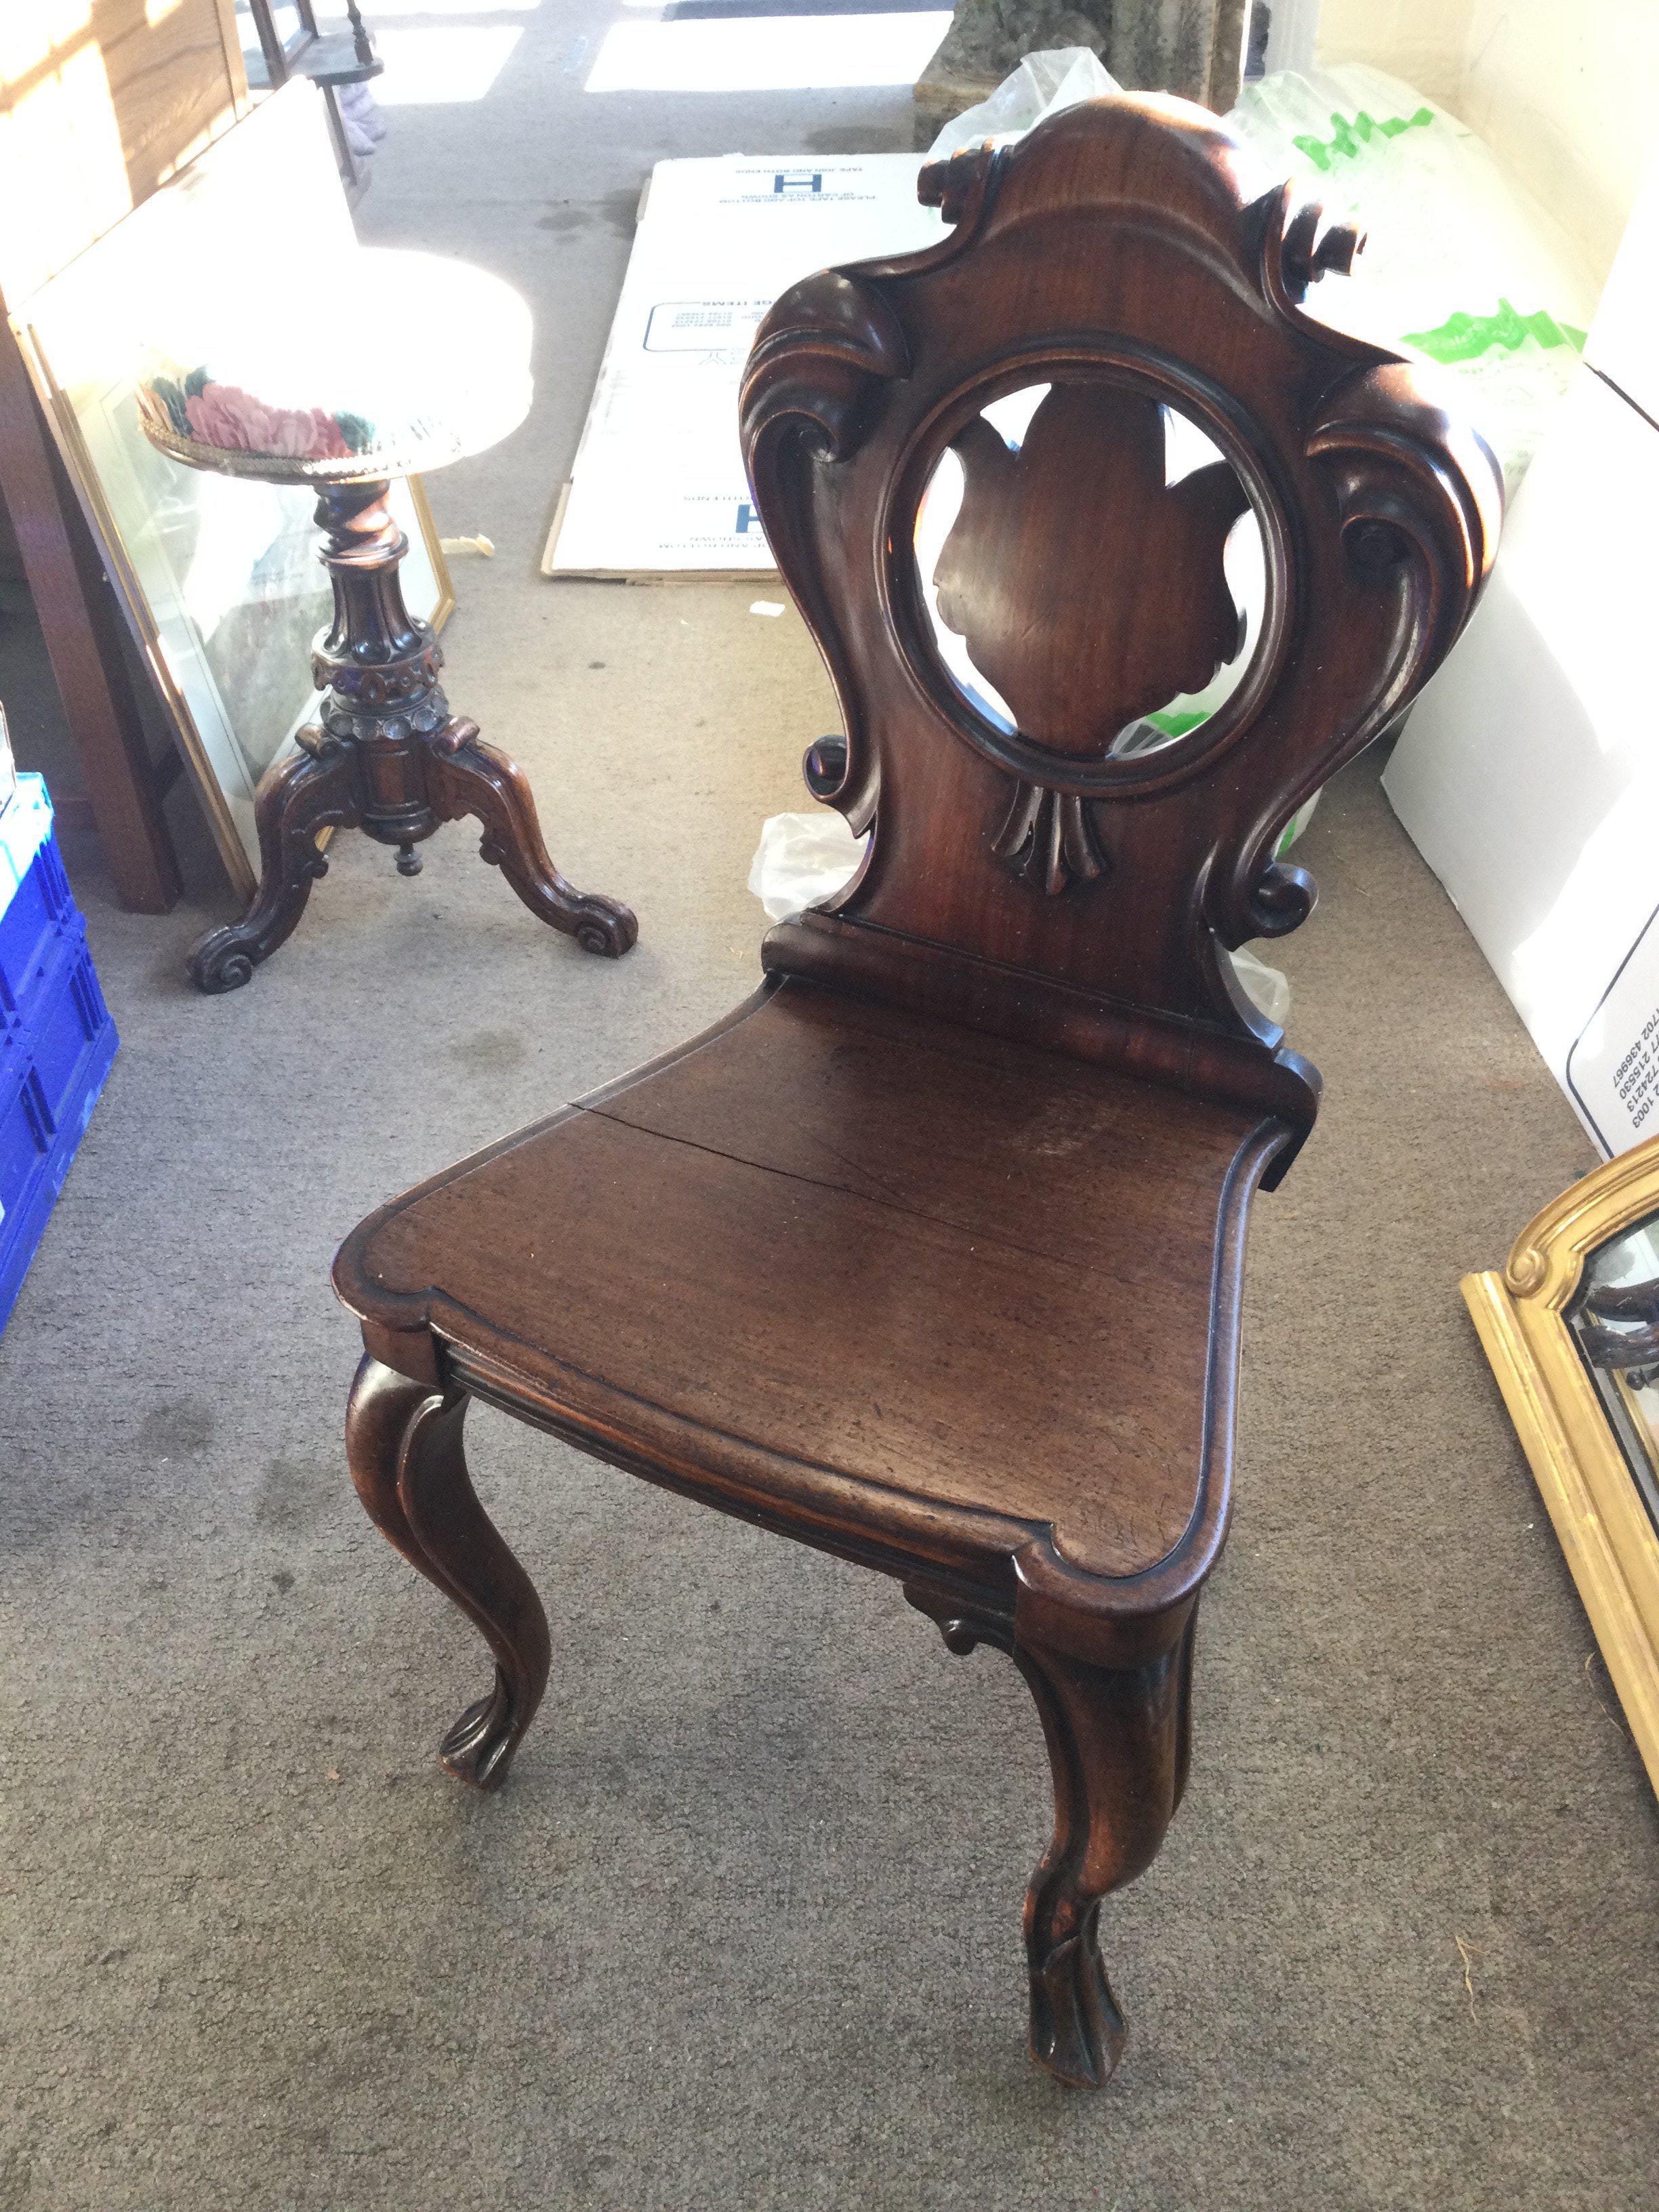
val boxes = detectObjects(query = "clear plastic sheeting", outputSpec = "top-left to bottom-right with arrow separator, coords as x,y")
928,49 -> 1597,493
1229,944 -> 1291,1028
924,47 -> 1121,162
1229,64 -> 1598,489
747,808 -> 867,924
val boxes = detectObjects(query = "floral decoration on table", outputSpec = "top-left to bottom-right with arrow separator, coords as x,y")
139,367 -> 377,463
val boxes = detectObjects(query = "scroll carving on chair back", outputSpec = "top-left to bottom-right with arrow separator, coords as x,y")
739,94 -> 1502,1158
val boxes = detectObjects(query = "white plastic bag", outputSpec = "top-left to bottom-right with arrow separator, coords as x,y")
747,809 -> 867,923
926,47 -> 1121,163
1229,944 -> 1291,1027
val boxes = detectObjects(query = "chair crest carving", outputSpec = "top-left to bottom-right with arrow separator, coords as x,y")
740,93 -> 1501,1163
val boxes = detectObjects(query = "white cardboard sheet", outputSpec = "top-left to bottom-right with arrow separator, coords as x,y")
543,156 -> 943,577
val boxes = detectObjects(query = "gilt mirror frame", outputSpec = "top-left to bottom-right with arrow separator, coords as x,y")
1464,1133 -> 1659,1796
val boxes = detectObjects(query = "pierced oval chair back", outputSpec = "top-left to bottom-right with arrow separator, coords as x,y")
741,94 -> 1502,1161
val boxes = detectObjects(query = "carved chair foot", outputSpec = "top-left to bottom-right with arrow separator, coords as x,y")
1027,1898 -> 1126,2088
429,727 -> 638,958
346,1354 -> 552,1789
438,1666 -> 523,1790
908,1580 -> 1193,2089
1013,1628 -> 1189,2087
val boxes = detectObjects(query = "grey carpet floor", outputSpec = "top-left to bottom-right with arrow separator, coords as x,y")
3,8 -> 1656,2206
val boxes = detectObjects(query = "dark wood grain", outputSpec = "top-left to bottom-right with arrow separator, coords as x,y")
346,1355 -> 551,1789
907,1581 -> 1197,2085
340,980 -> 1284,1586
334,94 -> 1501,2086
744,98 -> 1499,1153
933,386 -> 1248,755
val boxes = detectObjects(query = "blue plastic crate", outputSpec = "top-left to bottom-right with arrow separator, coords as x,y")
0,775 -> 119,1336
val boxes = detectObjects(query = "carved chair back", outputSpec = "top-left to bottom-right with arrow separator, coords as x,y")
740,94 -> 1502,1162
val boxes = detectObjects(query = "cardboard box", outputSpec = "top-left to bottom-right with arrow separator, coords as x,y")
543,156 -> 942,578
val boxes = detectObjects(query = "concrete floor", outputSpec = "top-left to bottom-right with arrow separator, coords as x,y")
3,6 -> 1656,2206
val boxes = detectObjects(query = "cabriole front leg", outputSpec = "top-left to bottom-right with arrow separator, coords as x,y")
912,1588 -> 1195,2089
1012,1628 -> 1191,2087
345,1353 -> 551,1789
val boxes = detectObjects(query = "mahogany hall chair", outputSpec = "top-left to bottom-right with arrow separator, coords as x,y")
334,94 -> 1500,2087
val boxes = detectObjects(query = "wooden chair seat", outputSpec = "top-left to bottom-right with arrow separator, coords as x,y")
337,977 -> 1285,1589
334,94 -> 1500,2092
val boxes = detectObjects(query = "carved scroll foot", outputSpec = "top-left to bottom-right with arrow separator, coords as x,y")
430,724 -> 638,958
345,1353 -> 552,1790
909,1586 -> 1194,2088
188,737 -> 358,992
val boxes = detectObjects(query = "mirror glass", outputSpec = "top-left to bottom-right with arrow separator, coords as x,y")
1570,1214 -> 1659,1530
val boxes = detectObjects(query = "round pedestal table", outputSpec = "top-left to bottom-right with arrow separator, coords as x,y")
138,248 -> 637,991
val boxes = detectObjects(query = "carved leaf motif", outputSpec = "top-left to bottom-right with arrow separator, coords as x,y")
993,784 -> 1107,897
932,384 -> 1248,758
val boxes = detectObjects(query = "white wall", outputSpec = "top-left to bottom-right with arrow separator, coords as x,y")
1314,0 -> 1471,108
1311,0 -> 1659,283
1456,0 -> 1659,284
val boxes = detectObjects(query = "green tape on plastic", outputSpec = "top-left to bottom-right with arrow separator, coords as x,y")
1404,297 -> 1589,363
1291,106 -> 1435,173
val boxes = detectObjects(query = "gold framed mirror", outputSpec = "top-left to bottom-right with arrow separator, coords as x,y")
1465,1134 -> 1659,1794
